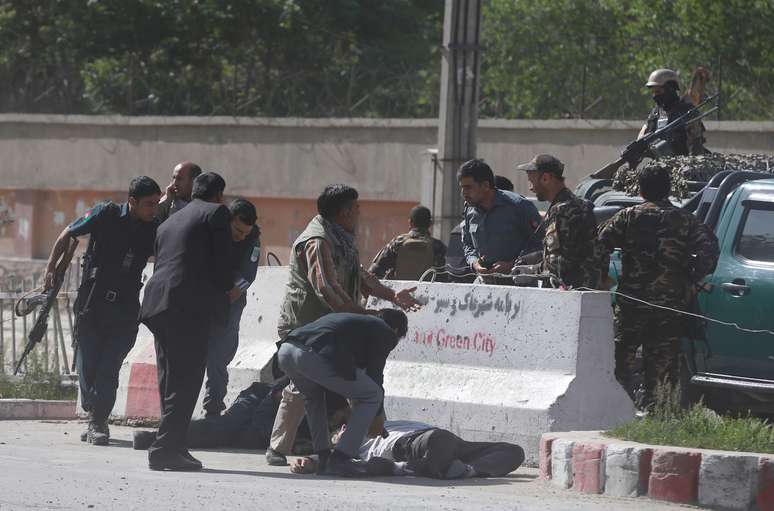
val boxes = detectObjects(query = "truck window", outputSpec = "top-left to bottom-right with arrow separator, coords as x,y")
735,208 -> 774,263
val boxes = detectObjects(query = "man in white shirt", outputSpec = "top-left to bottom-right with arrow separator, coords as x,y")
290,420 -> 524,479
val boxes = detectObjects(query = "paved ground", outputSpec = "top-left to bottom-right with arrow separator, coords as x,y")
0,421 -> 696,511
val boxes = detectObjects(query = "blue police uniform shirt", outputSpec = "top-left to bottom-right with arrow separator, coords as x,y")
68,201 -> 157,314
462,189 -> 544,265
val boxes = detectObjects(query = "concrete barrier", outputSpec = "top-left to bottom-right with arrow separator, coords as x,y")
368,280 -> 635,465
108,267 -> 634,465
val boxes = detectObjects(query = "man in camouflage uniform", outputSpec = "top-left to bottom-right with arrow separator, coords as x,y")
369,205 -> 447,282
514,155 -> 609,289
598,165 -> 719,408
638,68 -> 707,157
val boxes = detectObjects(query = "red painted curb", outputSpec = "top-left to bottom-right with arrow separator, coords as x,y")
638,448 -> 653,495
124,363 -> 160,419
572,443 -> 605,493
648,450 -> 701,504
758,458 -> 774,511
539,437 -> 554,479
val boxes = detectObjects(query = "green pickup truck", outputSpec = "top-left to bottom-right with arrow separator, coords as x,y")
687,173 -> 774,410
597,171 -> 774,412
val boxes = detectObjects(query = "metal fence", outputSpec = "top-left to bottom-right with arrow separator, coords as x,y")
0,260 -> 80,376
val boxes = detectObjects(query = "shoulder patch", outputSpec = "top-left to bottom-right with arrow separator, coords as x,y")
68,202 -> 107,230
250,244 -> 261,262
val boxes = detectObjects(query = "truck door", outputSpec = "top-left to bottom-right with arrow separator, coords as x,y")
700,195 -> 774,379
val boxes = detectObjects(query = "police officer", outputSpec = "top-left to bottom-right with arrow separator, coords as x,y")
43,177 -> 161,445
515,155 -> 609,289
638,68 -> 707,157
369,205 -> 447,281
598,165 -> 719,408
203,198 -> 261,417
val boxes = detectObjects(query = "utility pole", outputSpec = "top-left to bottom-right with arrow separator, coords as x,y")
428,0 -> 482,243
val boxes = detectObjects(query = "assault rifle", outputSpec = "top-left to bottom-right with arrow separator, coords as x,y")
590,93 -> 720,180
13,237 -> 79,374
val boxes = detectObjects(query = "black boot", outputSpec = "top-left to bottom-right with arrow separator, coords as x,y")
87,418 -> 109,446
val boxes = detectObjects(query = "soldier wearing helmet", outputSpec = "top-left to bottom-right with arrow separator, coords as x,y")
637,68 -> 707,156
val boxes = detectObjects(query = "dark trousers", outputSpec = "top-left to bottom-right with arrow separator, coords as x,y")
187,382 -> 275,449
76,313 -> 138,421
203,303 -> 245,415
145,310 -> 209,456
395,428 -> 524,478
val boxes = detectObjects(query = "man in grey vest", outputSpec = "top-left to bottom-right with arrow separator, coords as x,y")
266,184 -> 422,466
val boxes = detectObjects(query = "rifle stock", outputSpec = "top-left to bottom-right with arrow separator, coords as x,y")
590,157 -> 626,180
13,237 -> 79,375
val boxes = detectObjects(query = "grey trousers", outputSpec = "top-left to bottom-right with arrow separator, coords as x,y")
203,303 -> 245,414
277,341 -> 383,457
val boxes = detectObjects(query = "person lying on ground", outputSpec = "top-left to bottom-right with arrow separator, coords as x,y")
290,420 -> 525,479
132,379 -> 349,451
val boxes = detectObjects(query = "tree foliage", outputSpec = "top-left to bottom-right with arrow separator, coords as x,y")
480,0 -> 774,120
0,0 -> 772,120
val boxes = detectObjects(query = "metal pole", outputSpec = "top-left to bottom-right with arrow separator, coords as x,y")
433,0 -> 483,243
0,299 -> 4,373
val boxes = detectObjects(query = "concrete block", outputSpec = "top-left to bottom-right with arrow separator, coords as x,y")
758,458 -> 774,511
539,435 -> 556,479
572,443 -> 605,494
551,439 -> 574,489
698,453 -> 758,511
375,281 -> 635,465
648,450 -> 701,504
604,444 -> 643,497
0,399 -> 77,420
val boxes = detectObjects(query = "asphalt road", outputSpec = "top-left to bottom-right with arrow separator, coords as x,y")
0,421 -> 696,511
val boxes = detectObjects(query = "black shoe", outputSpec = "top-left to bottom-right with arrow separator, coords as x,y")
132,430 -> 156,450
265,448 -> 288,466
179,449 -> 203,469
148,450 -> 203,472
319,451 -> 367,478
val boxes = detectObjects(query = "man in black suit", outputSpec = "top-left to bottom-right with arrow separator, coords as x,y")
140,172 -> 233,471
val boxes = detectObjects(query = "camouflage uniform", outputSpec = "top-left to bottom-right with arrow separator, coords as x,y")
369,228 -> 447,281
541,188 -> 609,289
598,200 -> 719,406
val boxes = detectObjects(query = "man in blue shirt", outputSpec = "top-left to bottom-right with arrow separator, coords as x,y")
459,159 -> 544,280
